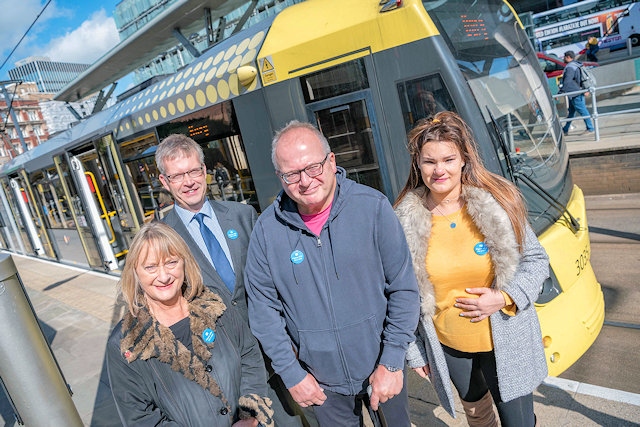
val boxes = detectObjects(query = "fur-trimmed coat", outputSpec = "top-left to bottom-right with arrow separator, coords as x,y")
394,186 -> 549,415
106,288 -> 273,426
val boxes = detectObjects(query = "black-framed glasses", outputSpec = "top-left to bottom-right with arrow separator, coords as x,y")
278,153 -> 330,184
164,166 -> 205,183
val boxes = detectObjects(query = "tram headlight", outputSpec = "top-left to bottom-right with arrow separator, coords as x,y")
536,267 -> 562,304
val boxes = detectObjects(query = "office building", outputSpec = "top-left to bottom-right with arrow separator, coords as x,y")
8,57 -> 90,94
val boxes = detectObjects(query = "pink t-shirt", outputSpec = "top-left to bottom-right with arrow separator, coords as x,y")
300,202 -> 332,236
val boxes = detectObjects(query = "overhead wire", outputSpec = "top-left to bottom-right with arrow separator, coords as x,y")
0,0 -> 53,72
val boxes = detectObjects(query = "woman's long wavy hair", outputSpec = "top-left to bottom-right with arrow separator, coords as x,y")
119,221 -> 204,316
394,111 -> 528,249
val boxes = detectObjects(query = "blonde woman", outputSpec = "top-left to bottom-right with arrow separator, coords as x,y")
394,112 -> 549,427
106,221 -> 273,426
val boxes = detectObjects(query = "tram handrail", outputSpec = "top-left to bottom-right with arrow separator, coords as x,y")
84,171 -> 117,244
552,78 -> 640,141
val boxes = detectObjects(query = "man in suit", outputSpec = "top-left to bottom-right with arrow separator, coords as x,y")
156,134 -> 311,427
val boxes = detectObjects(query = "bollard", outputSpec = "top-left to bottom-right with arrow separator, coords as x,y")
0,254 -> 83,426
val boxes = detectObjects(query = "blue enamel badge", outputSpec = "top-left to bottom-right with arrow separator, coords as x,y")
226,229 -> 239,240
474,242 -> 489,255
202,328 -> 216,343
290,250 -> 305,264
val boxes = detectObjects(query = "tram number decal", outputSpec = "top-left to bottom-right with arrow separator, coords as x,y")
575,245 -> 590,276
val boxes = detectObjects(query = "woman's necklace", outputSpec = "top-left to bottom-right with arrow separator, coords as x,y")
426,194 -> 462,229
433,204 -> 460,229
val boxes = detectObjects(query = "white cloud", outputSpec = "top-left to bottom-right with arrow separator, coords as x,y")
41,9 -> 119,65
0,0 -> 51,62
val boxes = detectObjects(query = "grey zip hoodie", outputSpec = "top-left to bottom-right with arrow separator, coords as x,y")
245,168 -> 420,395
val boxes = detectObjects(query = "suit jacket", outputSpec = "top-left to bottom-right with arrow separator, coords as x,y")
163,200 -> 258,320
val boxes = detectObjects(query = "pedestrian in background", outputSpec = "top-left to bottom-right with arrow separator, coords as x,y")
586,36 -> 600,62
394,112 -> 549,427
245,121 -> 420,426
559,50 -> 594,135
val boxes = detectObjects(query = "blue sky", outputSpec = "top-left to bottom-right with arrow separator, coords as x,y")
0,0 -> 129,92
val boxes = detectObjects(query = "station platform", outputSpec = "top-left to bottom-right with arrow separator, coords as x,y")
1,253 -> 639,426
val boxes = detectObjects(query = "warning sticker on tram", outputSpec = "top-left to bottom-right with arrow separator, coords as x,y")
260,56 -> 277,84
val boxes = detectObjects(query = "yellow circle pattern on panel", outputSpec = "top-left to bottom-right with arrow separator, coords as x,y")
186,94 -> 195,110
196,89 -> 206,107
206,85 -> 217,103
216,62 -> 229,78
229,56 -> 243,73
213,51 -> 225,65
195,72 -> 205,86
117,30 -> 266,134
185,77 -> 195,91
217,80 -> 230,100
249,31 -> 265,49
224,45 -> 237,61
237,38 -> 250,54
205,67 -> 217,83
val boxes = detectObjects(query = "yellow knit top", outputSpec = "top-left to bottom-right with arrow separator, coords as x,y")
426,207 -> 496,352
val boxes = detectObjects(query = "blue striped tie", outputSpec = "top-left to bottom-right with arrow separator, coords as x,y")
193,213 -> 235,292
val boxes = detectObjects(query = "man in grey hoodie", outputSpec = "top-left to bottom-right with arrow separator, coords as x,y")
245,121 -> 420,427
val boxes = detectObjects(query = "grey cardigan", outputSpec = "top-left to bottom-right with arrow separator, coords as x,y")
394,186 -> 549,416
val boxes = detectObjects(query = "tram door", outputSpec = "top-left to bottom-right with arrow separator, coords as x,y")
307,93 -> 390,195
30,167 -> 92,268
302,59 -> 390,195
58,134 -> 139,271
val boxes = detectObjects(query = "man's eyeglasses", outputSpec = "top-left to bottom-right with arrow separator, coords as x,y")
164,166 -> 205,183
279,153 -> 330,184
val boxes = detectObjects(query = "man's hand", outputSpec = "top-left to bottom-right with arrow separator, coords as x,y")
368,364 -> 404,411
289,373 -> 327,407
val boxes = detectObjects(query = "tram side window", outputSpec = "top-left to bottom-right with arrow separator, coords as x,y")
301,59 -> 369,103
397,74 -> 456,131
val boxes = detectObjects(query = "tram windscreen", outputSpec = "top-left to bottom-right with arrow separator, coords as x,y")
424,0 -> 571,231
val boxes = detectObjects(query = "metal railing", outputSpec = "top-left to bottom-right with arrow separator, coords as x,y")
552,79 -> 640,141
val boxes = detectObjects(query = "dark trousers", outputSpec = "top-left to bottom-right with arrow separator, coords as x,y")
563,94 -> 594,133
443,345 -> 535,427
310,374 -> 411,427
